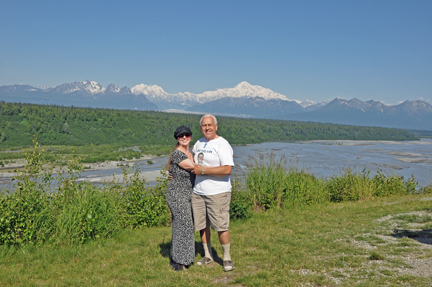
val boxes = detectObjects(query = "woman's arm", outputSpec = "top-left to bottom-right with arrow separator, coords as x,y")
178,158 -> 195,171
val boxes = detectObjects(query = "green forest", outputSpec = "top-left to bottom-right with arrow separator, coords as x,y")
0,101 -> 417,150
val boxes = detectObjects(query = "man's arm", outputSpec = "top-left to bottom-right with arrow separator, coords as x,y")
192,165 -> 232,176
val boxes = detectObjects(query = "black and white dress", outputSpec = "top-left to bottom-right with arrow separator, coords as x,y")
166,149 -> 195,266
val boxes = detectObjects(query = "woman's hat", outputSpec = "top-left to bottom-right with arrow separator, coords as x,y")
173,126 -> 192,139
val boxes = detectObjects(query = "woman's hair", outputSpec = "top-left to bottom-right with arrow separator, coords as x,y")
166,142 -> 180,171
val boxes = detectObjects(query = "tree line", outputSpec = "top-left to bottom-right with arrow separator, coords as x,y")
0,101 -> 417,149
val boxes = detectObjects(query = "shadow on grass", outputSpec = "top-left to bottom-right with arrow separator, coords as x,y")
158,240 -> 224,266
392,229 -> 432,244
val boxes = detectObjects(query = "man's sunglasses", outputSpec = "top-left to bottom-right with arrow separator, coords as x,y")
177,133 -> 191,138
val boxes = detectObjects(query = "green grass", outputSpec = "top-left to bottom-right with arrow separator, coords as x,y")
1,195 -> 432,286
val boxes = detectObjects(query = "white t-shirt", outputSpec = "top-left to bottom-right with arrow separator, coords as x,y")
192,136 -> 234,196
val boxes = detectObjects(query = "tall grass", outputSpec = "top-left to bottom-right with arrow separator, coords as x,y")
231,152 -> 426,216
0,137 -> 169,247
246,153 -> 287,210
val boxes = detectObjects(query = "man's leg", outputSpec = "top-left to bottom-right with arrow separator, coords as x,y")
219,230 -> 234,271
218,230 -> 230,245
218,230 -> 232,260
200,226 -> 213,261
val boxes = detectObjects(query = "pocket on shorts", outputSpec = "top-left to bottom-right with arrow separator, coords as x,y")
218,193 -> 231,230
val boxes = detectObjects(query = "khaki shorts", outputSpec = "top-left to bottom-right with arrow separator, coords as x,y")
192,192 -> 231,232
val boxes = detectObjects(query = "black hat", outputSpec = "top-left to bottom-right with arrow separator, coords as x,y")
174,126 -> 192,139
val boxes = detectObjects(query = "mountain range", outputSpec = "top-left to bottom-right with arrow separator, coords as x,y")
1,81 -> 431,130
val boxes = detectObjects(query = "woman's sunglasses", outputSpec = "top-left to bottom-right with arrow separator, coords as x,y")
177,133 -> 191,138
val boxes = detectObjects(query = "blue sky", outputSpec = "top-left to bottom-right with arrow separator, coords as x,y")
1,0 -> 431,104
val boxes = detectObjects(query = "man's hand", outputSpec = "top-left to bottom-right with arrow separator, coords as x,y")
191,165 -> 203,175
168,172 -> 173,180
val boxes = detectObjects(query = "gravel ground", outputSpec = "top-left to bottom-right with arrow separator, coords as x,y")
301,199 -> 432,285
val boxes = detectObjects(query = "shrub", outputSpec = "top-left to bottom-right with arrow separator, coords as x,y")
327,169 -> 375,202
49,184 -> 121,245
372,170 -> 407,197
283,169 -> 329,208
0,137 -> 123,247
230,178 -> 252,220
110,167 -> 170,228
246,153 -> 287,210
0,137 -> 52,246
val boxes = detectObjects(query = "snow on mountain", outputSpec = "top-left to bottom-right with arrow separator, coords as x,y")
47,80 -> 105,95
131,84 -> 168,97
0,84 -> 41,93
195,81 -> 290,103
295,99 -> 316,107
85,81 -> 105,94
395,100 -> 432,118
131,81 -> 294,108
36,85 -> 50,90
106,83 -> 121,93
324,98 -> 391,113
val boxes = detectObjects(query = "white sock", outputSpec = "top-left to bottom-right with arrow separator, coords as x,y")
222,243 -> 231,261
203,242 -> 213,259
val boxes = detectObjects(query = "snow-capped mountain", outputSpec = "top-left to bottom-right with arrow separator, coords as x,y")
0,81 -> 157,110
0,84 -> 41,93
195,81 -> 289,102
131,81 -> 293,109
131,84 -> 168,98
275,98 -> 432,130
106,83 -> 121,93
48,80 -> 106,96
322,98 -> 391,113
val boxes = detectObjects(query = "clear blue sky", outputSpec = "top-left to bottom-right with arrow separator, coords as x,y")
1,0 -> 431,104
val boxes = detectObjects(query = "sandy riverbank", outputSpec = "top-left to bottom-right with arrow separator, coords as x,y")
303,139 -> 432,146
0,155 -> 166,184
78,170 -> 164,184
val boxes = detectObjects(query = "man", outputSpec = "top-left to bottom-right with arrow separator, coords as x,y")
191,114 -> 235,272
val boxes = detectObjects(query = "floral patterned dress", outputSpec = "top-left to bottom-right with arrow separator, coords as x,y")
166,149 -> 195,265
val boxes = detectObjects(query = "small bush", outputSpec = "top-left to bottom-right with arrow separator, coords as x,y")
372,170 -> 412,197
230,178 -> 252,220
284,169 -> 329,208
109,167 -> 170,228
49,184 -> 121,245
327,169 -> 375,202
246,153 -> 286,210
421,184 -> 432,194
0,137 -> 52,246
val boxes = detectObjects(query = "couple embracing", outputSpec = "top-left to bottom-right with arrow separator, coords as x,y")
166,114 -> 235,272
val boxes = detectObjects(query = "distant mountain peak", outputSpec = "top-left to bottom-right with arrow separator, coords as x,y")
234,81 -> 253,89
131,83 -> 168,96
196,82 -> 290,103
106,83 -> 120,93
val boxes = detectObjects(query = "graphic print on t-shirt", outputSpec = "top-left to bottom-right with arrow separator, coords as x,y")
197,152 -> 204,165
195,144 -> 214,167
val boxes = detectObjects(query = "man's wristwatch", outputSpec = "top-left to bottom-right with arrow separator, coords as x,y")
201,167 -> 205,175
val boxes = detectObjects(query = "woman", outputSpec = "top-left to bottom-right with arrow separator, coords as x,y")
166,126 -> 196,271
